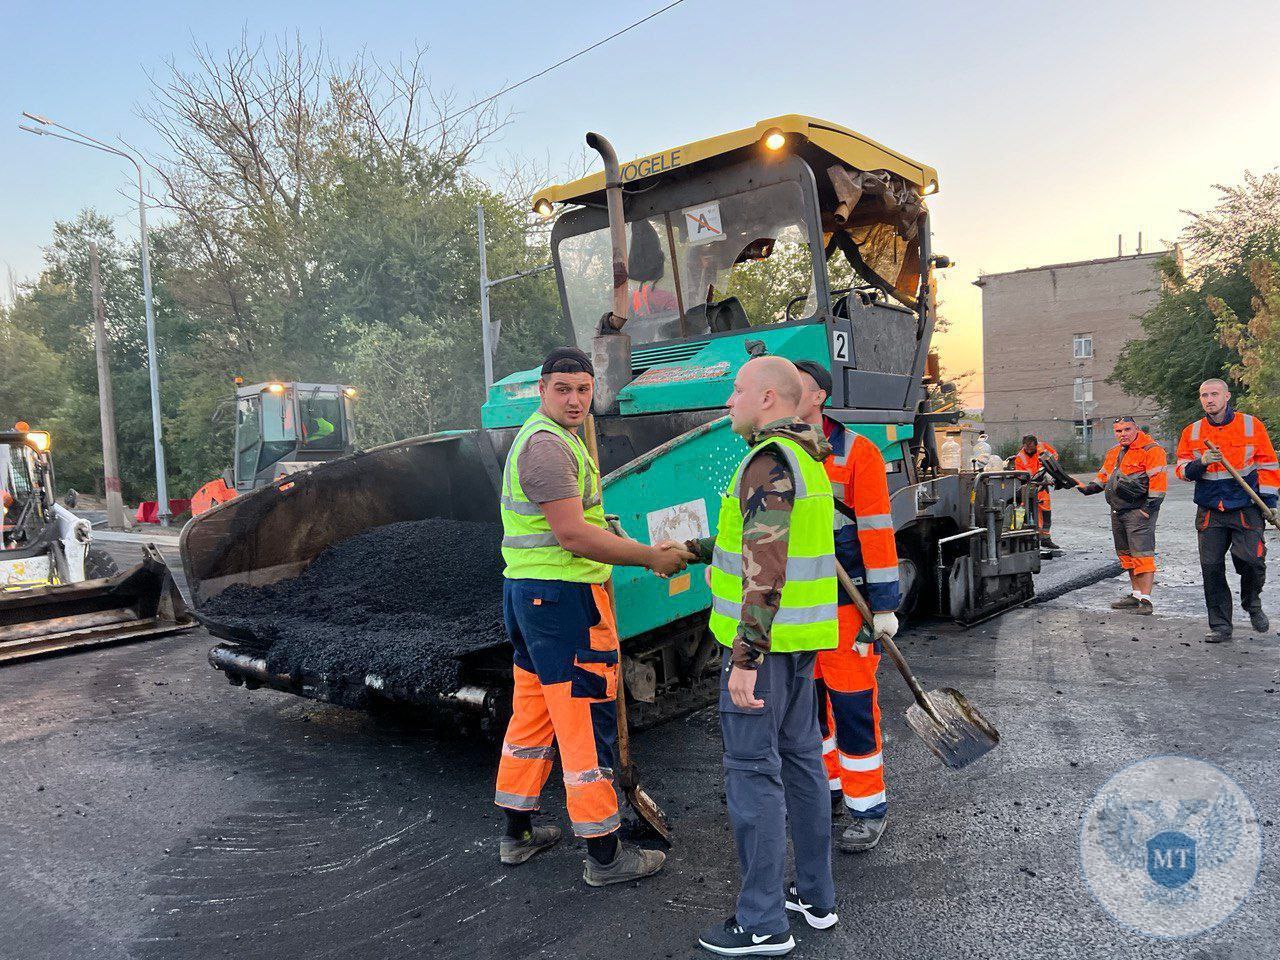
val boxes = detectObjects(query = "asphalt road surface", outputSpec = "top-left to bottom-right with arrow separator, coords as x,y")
1,506 -> 1276,960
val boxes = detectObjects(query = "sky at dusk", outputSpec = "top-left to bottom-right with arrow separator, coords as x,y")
3,0 -> 1278,403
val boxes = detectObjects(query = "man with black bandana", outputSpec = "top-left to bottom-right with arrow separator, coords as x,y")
493,346 -> 689,885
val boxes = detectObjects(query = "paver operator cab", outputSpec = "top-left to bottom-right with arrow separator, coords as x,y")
507,115 -> 1039,624
186,116 -> 1041,728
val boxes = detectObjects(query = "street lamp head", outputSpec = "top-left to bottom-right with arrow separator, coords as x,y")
21,111 -> 52,125
18,123 -> 46,136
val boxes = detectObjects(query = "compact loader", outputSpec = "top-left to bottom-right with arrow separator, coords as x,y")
191,380 -> 358,515
185,115 -> 1040,729
1,426 -> 193,663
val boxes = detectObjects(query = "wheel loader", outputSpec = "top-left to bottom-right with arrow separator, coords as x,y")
190,380 -> 358,516
184,115 -> 1040,730
1,426 -> 194,663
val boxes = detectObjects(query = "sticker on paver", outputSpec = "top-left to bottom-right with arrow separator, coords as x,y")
647,498 -> 709,547
683,202 -> 724,245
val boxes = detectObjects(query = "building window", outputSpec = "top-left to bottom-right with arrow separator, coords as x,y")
1075,419 -> 1098,443
1074,377 -> 1094,402
1074,334 -> 1093,359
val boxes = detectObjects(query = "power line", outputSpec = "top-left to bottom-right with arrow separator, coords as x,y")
427,1 -> 688,133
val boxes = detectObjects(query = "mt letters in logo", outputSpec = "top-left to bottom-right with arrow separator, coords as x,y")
1080,756 -> 1261,937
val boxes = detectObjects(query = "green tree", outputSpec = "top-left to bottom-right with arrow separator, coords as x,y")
1112,172 -> 1280,435
1211,256 -> 1280,425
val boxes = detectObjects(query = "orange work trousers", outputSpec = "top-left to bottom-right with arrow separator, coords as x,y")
814,604 -> 887,818
494,579 -> 621,838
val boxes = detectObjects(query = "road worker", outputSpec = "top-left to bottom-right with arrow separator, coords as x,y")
1174,379 -> 1279,642
685,355 -> 839,956
628,219 -> 680,319
1013,434 -> 1060,550
494,346 -> 688,884
794,360 -> 899,854
1077,417 -> 1167,614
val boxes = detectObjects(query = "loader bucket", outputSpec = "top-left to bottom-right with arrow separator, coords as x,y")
181,431 -> 501,611
0,543 -> 195,664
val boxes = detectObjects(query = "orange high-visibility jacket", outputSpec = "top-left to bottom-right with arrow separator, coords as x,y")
823,416 -> 900,612
1096,430 -> 1167,509
1013,441 -> 1059,511
1175,408 -> 1280,511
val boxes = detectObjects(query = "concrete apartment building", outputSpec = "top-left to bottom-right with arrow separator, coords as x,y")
976,248 -> 1173,460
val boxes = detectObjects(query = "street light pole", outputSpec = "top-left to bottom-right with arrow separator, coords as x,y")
19,113 -> 172,525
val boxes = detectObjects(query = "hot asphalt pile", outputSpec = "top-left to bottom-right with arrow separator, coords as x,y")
204,518 -> 507,704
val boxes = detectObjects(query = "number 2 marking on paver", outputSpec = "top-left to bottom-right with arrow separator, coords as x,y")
832,330 -> 850,362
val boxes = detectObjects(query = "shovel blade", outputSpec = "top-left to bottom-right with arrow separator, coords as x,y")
906,688 -> 1000,770
625,784 -> 673,846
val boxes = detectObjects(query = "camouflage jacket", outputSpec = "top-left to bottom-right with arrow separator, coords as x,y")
689,418 -> 833,668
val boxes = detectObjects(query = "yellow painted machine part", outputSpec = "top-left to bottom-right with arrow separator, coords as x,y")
532,114 -> 939,211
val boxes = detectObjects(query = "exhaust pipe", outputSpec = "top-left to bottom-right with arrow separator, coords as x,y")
585,131 -> 632,415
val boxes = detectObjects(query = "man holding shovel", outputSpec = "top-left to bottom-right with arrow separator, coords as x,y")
1174,378 -> 1280,642
1076,417 -> 1167,614
794,360 -> 899,853
494,346 -> 689,883
685,355 -> 840,956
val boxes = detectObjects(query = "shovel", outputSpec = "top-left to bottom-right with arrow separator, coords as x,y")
835,559 -> 999,769
583,414 -> 673,845
1206,440 -> 1280,530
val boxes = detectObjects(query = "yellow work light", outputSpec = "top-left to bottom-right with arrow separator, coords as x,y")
266,382 -> 285,394
762,129 -> 786,151
27,431 -> 51,452
533,198 -> 554,218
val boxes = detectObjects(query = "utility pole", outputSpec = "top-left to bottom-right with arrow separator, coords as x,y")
19,113 -> 172,525
89,243 -> 130,531
477,205 -> 494,391
476,203 -> 554,391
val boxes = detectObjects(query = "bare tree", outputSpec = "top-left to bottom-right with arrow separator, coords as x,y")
138,32 -> 508,364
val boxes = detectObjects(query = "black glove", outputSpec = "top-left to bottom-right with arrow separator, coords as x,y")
1113,472 -> 1149,503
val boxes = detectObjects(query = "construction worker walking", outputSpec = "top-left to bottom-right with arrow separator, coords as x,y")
1077,417 -> 1167,614
494,346 -> 688,884
1174,379 -> 1279,642
685,356 -> 840,957
794,361 -> 898,853
1013,435 -> 1060,550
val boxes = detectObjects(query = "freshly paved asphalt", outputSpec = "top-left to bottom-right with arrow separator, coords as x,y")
1,491 -> 1276,959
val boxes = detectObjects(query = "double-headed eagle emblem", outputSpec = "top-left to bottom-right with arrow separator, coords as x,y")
1093,791 -> 1242,905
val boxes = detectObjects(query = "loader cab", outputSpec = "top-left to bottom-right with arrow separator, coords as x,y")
1,430 -> 54,552
232,382 -> 357,492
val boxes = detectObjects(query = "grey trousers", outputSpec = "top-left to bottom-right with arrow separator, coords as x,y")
719,648 -> 835,935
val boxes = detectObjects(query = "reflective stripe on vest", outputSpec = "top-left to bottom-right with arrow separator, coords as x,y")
708,435 -> 838,653
500,412 -> 611,583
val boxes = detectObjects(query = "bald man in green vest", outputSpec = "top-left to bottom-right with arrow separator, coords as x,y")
685,356 -> 841,956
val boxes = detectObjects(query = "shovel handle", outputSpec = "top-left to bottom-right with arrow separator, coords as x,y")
835,559 -> 944,724
1206,441 -> 1280,528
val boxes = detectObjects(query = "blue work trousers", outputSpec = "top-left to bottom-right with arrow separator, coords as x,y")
719,647 -> 835,935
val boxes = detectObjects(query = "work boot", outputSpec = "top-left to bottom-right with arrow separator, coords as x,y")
697,917 -> 795,956
1204,629 -> 1233,644
1041,536 -> 1061,551
785,882 -> 839,930
1250,609 -> 1270,633
1111,594 -> 1139,610
500,824 -> 562,865
1135,598 -> 1154,616
838,815 -> 888,853
582,843 -> 666,886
